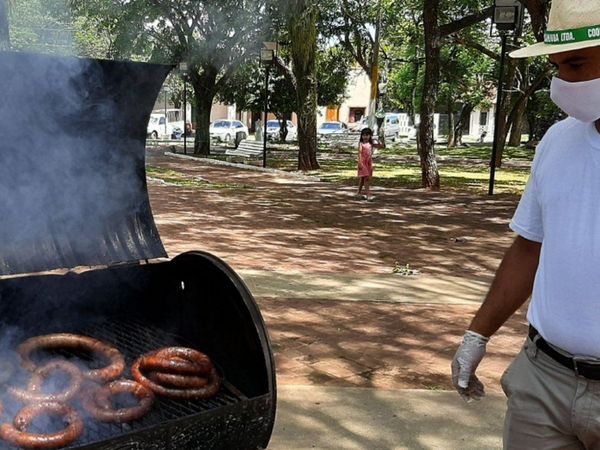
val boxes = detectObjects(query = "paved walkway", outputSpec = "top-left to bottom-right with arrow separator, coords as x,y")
270,386 -> 505,450
241,267 -> 513,449
145,148 -> 525,449
239,270 -> 491,305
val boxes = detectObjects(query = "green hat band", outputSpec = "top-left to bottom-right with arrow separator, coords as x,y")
545,24 -> 600,45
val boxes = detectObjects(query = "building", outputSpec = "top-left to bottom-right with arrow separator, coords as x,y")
318,69 -> 370,127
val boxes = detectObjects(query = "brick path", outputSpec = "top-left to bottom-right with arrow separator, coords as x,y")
146,149 -> 528,393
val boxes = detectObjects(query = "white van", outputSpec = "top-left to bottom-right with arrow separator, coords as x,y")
384,113 -> 402,142
147,109 -> 185,139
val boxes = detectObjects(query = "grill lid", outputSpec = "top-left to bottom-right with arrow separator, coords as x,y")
0,52 -> 170,276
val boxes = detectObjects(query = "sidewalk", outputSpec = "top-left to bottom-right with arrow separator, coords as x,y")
270,386 -> 505,450
238,270 -> 491,305
239,270 -> 514,449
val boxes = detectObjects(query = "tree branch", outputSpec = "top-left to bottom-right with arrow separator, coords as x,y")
272,56 -> 298,93
453,36 -> 500,61
439,6 -> 494,37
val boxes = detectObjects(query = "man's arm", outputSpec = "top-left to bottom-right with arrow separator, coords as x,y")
451,235 -> 541,401
470,235 -> 541,337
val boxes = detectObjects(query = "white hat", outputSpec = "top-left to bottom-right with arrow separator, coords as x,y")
510,0 -> 600,58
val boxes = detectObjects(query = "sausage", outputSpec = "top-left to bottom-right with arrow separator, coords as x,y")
82,379 -> 155,423
8,360 -> 83,403
131,347 -> 220,400
0,401 -> 84,449
148,372 -> 209,389
17,333 -> 125,382
141,347 -> 213,375
133,360 -> 220,400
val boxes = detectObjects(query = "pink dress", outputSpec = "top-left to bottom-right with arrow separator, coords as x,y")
357,142 -> 373,177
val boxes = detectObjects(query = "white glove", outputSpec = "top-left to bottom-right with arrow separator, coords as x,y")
451,330 -> 489,403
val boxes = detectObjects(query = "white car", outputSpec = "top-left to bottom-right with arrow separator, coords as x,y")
147,112 -> 183,139
209,120 -> 249,143
348,117 -> 368,132
266,120 -> 297,141
318,121 -> 349,137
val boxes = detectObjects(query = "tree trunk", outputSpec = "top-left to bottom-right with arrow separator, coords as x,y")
290,0 -> 319,171
508,96 -> 527,146
0,0 -> 9,51
419,0 -> 441,190
409,56 -> 420,126
190,69 -> 217,156
452,103 -> 473,147
447,99 -> 455,149
493,56 -> 518,168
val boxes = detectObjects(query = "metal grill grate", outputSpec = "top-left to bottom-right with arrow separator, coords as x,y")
0,318 -> 245,449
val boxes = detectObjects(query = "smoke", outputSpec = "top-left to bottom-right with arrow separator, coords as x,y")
0,52 -> 169,275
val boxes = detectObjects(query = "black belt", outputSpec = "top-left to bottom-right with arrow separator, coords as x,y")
529,325 -> 600,380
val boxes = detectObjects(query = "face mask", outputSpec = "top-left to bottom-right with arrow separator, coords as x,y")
550,76 -> 600,123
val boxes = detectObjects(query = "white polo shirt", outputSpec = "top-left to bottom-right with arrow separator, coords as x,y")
511,117 -> 600,357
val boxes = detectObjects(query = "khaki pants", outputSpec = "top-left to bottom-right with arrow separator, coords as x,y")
502,338 -> 600,449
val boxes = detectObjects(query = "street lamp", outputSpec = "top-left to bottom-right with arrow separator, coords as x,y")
488,0 -> 523,195
260,43 -> 276,169
178,62 -> 189,155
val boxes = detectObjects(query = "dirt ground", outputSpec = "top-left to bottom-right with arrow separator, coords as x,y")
146,148 -> 529,393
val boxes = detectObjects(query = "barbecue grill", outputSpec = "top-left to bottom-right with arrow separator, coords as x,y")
0,52 -> 276,449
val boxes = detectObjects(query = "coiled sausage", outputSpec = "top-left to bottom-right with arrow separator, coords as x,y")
82,379 -> 155,423
0,401 -> 83,449
17,334 -> 125,382
9,360 -> 83,403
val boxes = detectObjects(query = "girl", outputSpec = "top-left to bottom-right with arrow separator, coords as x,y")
357,127 -> 384,201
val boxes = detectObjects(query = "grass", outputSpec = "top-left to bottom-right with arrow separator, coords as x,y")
146,165 -> 252,190
162,141 -> 533,195
309,159 -> 530,194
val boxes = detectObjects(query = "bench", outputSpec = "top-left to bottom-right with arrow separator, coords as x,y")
225,140 -> 265,158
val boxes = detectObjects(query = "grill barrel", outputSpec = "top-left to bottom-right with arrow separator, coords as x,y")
0,52 -> 276,449
0,252 -> 276,449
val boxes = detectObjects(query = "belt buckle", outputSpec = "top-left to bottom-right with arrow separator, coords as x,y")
572,355 -> 600,378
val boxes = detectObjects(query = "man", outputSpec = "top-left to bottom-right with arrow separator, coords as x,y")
451,1 -> 600,448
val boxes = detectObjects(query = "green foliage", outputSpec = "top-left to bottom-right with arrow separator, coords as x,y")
528,89 -> 566,141
316,46 -> 351,107
71,0 -> 266,65
218,61 -> 297,116
9,0 -> 75,54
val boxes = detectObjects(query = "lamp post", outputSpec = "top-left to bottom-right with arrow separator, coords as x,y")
488,0 -> 523,195
178,62 -> 189,155
260,44 -> 276,169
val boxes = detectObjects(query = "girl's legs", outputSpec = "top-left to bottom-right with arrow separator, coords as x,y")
357,177 -> 365,196
364,176 -> 371,199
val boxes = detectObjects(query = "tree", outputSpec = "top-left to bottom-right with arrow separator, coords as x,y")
418,0 -> 493,189
218,62 -> 297,141
321,0 -> 398,128
270,0 -> 320,170
0,0 -> 9,50
8,0 -> 77,54
220,46 -> 350,143
71,0 -> 267,156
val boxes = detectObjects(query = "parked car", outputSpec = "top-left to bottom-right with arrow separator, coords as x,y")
348,114 -> 400,141
348,117 -> 368,132
147,111 -> 184,139
209,120 -> 249,143
266,120 -> 297,141
318,121 -> 349,137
